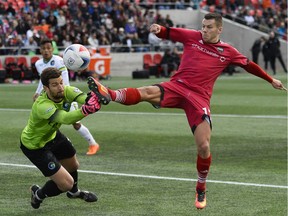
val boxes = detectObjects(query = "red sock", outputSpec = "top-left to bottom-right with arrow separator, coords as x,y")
196,154 -> 212,191
108,89 -> 116,100
110,88 -> 141,105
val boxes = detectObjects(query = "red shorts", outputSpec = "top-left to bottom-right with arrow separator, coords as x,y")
158,80 -> 212,133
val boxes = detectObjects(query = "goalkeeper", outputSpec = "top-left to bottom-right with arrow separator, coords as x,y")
20,67 -> 101,209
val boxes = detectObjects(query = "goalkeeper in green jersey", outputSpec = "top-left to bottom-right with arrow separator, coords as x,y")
20,67 -> 101,209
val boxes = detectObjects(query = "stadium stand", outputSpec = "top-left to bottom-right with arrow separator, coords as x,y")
0,0 -> 286,80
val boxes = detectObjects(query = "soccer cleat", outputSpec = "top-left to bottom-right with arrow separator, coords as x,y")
86,144 -> 100,155
30,185 -> 42,209
195,189 -> 207,209
66,190 -> 98,202
87,76 -> 111,105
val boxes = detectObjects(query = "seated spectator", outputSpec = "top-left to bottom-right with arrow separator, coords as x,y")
88,32 -> 99,49
57,9 -> 66,28
160,48 -> 180,77
124,18 -> 137,36
137,21 -> 149,44
110,28 -> 122,52
62,35 -> 72,48
24,36 -> 38,56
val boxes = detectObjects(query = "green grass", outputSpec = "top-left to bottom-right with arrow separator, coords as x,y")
0,74 -> 287,216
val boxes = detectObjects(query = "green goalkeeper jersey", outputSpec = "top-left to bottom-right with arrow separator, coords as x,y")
21,85 -> 86,150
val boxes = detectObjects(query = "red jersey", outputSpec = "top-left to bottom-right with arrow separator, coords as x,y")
163,28 -> 249,99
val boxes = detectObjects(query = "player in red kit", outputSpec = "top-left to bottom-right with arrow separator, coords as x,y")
87,13 -> 286,209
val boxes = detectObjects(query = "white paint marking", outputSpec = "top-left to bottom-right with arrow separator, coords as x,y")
0,162 -> 286,189
0,108 -> 287,119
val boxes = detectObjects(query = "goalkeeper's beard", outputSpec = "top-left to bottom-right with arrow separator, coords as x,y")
51,91 -> 64,101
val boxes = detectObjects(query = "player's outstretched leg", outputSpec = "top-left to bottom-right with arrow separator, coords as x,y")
66,190 -> 98,202
87,76 -> 111,105
195,189 -> 207,209
30,185 -> 43,209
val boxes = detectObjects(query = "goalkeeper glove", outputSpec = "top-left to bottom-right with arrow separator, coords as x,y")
81,92 -> 101,116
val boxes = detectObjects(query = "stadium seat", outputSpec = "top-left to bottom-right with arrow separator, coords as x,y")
0,59 -> 7,83
153,53 -> 162,65
152,53 -> 163,77
143,53 -> 154,70
5,57 -> 22,81
17,57 -> 33,81
30,56 -> 40,80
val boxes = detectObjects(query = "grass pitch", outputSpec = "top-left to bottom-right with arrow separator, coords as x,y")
0,73 -> 287,216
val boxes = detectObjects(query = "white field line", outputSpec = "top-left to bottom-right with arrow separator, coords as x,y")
0,162 -> 287,189
0,108 -> 287,119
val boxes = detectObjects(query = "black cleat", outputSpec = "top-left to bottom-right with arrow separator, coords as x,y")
30,185 -> 42,209
87,76 -> 111,105
67,190 -> 98,202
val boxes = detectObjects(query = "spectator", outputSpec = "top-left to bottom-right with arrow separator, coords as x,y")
124,18 -> 137,35
277,21 -> 286,39
0,3 -> 6,15
88,32 -> 99,49
137,20 -> 149,44
118,27 -> 126,44
99,34 -> 110,46
131,33 -> 146,52
57,9 -> 66,28
244,10 -> 255,27
160,48 -> 180,77
16,20 -> 31,35
267,31 -> 287,74
62,35 -> 73,48
250,36 -> 265,64
261,36 -> 270,70
110,28 -> 122,52
24,36 -> 38,56
52,35 -> 60,55
6,3 -> 16,16
165,14 -> 174,27
46,13 -> 58,28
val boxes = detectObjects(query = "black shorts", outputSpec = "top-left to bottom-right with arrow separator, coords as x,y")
20,131 -> 76,177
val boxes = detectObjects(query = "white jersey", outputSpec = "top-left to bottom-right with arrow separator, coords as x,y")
35,55 -> 70,94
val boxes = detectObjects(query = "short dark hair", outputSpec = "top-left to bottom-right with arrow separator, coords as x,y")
40,38 -> 52,46
41,67 -> 61,87
204,13 -> 223,27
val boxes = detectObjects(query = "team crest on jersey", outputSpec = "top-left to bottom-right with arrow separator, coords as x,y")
50,60 -> 55,66
63,102 -> 70,111
217,47 -> 224,53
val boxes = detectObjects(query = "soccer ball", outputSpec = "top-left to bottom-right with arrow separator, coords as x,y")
63,44 -> 91,71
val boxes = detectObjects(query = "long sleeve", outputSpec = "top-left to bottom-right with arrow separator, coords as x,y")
242,61 -> 273,83
50,109 -> 85,125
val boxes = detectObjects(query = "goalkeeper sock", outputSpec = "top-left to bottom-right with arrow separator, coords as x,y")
196,154 -> 212,191
109,88 -> 141,105
68,171 -> 79,193
38,180 -> 62,198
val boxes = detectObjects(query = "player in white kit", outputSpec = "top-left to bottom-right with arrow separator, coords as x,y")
33,39 -> 99,155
